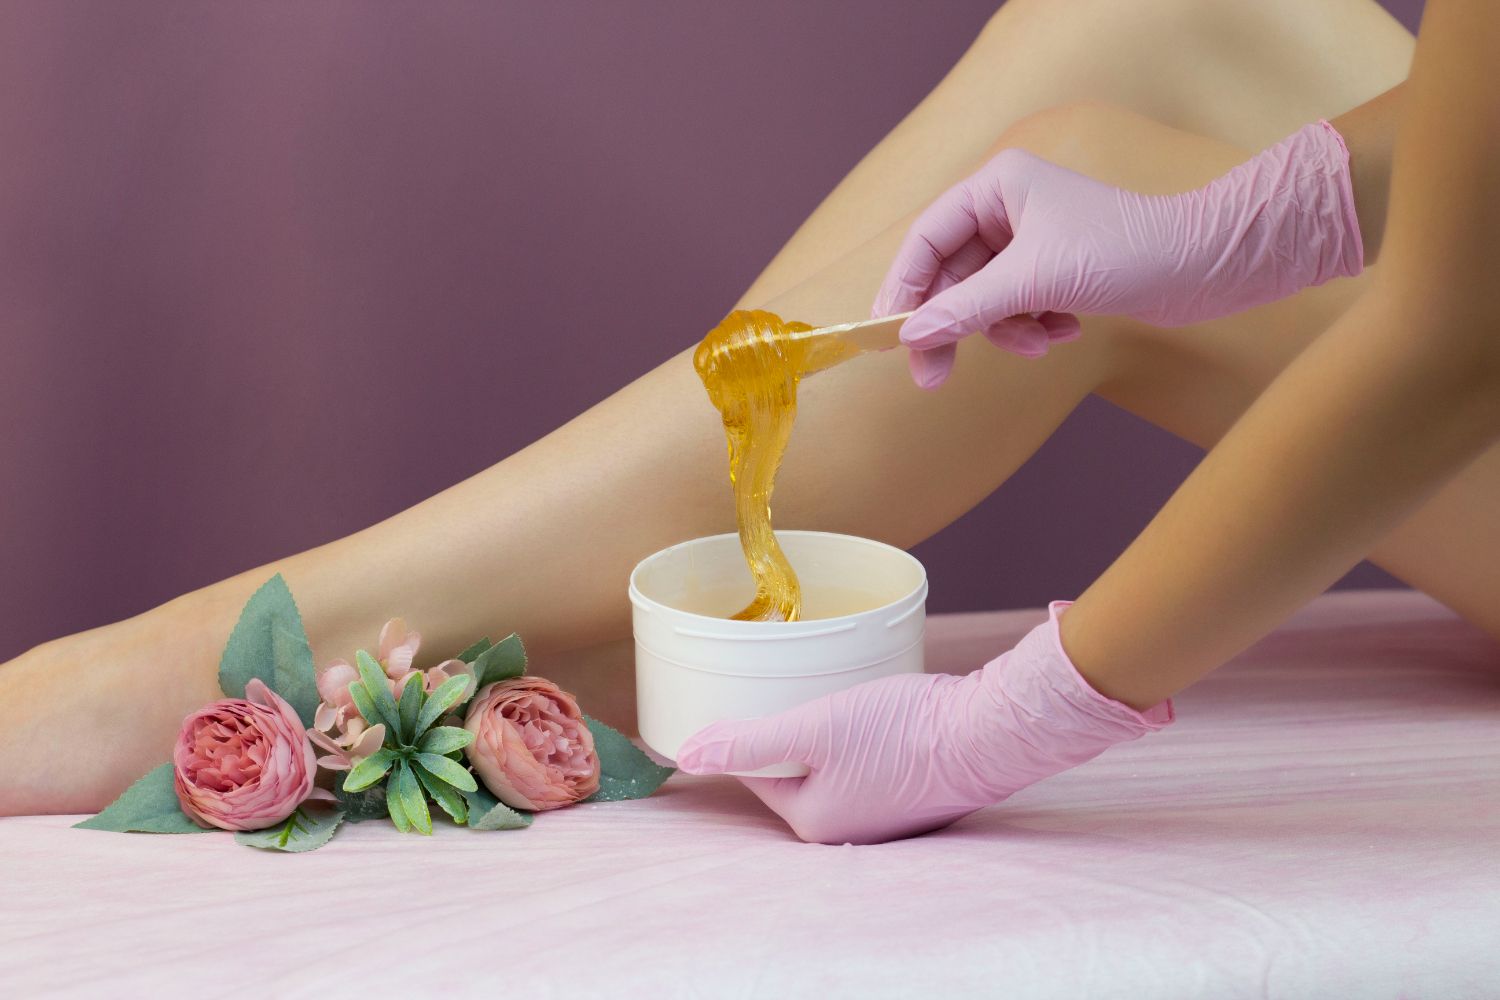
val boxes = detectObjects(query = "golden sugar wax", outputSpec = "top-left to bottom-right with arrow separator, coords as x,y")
694,309 -> 857,622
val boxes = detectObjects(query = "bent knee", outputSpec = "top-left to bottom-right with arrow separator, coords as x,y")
976,101 -> 1248,194
980,101 -> 1128,169
977,0 -> 1211,52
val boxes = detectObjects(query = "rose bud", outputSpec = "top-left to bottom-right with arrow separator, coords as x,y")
464,677 -> 600,811
173,679 -> 316,831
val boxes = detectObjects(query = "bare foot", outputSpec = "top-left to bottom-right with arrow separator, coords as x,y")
0,593 -> 229,815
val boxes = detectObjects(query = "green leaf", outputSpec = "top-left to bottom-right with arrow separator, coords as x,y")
417,726 -> 473,756
470,633 -> 526,691
461,787 -> 532,830
412,763 -> 468,824
217,575 -> 317,725
386,771 -> 411,833
355,650 -> 403,741
456,637 -> 493,664
73,764 -> 210,834
347,677 -> 380,729
342,748 -> 396,793
583,716 -> 676,803
394,762 -> 431,835
397,671 -> 425,742
269,623 -> 318,728
234,803 -> 343,852
334,784 -> 389,823
414,674 -> 473,738
414,752 -> 477,793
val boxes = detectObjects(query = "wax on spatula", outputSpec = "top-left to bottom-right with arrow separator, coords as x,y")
693,310 -> 913,622
780,311 -> 913,373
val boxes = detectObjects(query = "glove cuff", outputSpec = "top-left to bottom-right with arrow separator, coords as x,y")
1311,119 -> 1366,281
964,602 -> 1174,791
1253,120 -> 1365,288
1185,119 -> 1366,318
1037,600 -> 1175,730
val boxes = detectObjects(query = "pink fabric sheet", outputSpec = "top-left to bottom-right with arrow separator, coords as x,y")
2,589 -> 1498,998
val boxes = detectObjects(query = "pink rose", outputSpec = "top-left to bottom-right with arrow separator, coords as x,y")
173,678 -> 317,831
464,677 -> 600,811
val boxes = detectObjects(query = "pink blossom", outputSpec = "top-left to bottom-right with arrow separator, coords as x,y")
464,677 -> 600,811
173,679 -> 318,831
309,619 -> 475,772
416,658 -> 476,697
307,717 -> 386,772
314,659 -> 360,733
377,618 -> 422,686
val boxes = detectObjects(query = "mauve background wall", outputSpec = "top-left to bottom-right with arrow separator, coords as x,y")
0,1 -> 1422,662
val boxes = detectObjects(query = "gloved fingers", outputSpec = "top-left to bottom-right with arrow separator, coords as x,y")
981,315 -> 1051,358
738,775 -> 866,846
901,236 -> 1007,387
879,232 -> 991,320
927,234 -> 995,298
1037,310 -> 1082,342
872,183 -> 984,317
674,709 -> 823,776
907,343 -> 958,390
980,309 -> 1084,359
734,774 -> 804,823
900,245 -> 1039,351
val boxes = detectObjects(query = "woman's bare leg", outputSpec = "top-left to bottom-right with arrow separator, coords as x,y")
0,0 -> 1422,813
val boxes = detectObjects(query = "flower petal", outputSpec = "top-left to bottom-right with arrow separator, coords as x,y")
350,723 -> 387,761
379,618 -> 421,677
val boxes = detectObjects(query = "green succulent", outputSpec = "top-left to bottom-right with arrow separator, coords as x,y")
339,650 -> 477,834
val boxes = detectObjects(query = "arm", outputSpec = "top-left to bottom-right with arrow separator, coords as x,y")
1330,83 -> 1402,260
1063,0 -> 1500,709
882,89 -> 1400,388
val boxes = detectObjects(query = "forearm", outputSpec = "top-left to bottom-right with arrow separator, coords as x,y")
1063,286 -> 1500,709
1062,0 -> 1500,710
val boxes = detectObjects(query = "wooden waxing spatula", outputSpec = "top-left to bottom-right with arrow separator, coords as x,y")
781,311 -> 915,370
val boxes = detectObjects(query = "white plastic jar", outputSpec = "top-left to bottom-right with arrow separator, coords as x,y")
630,530 -> 928,778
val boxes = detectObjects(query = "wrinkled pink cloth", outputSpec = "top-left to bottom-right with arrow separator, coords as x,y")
676,601 -> 1174,845
6,592 -> 1499,996
874,120 -> 1363,388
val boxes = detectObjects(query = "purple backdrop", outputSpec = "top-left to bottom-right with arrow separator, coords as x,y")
0,1 -> 1422,661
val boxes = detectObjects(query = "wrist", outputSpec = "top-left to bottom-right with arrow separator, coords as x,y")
1055,600 -> 1183,714
968,603 -> 1173,778
1329,84 -> 1401,265
1043,601 -> 1175,723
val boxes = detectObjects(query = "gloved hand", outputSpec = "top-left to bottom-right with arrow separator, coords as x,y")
674,602 -> 1175,845
873,120 -> 1364,388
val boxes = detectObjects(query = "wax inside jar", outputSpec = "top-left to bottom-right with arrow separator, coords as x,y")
669,582 -> 888,622
693,309 -> 858,622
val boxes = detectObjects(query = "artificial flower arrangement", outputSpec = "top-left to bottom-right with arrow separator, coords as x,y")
76,574 -> 674,851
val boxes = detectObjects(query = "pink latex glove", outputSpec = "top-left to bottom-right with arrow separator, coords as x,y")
873,120 -> 1364,388
674,602 -> 1175,845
